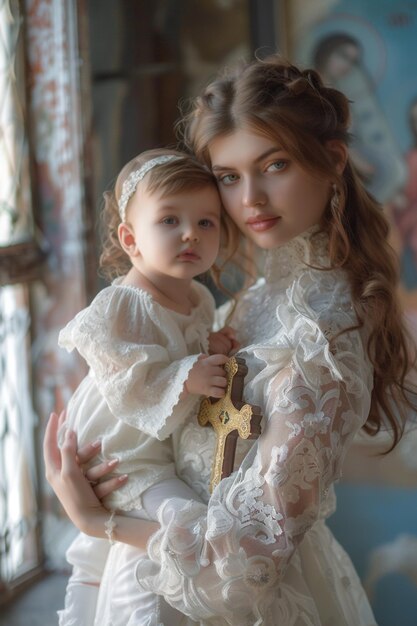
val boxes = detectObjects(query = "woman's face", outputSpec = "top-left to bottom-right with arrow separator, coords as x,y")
209,129 -> 331,249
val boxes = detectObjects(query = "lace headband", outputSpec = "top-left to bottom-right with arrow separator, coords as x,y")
118,155 -> 182,222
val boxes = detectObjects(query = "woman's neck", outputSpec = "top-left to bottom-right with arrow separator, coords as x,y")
263,225 -> 330,284
122,267 -> 195,315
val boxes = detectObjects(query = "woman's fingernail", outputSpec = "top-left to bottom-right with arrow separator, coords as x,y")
108,458 -> 119,467
118,474 -> 128,482
91,440 -> 101,449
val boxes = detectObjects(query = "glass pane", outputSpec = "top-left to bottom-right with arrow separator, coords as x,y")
0,283 -> 40,582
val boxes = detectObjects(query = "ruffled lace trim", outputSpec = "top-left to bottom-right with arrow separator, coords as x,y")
136,496 -> 279,624
240,271 -> 366,402
146,354 -> 202,439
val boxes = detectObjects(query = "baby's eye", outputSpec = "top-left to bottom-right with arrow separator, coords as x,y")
266,160 -> 287,172
198,218 -> 216,229
218,173 -> 239,185
161,216 -> 178,225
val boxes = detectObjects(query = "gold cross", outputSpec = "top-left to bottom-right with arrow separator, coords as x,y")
197,356 -> 262,492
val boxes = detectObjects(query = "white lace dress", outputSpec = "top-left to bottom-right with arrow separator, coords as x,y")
135,228 -> 378,626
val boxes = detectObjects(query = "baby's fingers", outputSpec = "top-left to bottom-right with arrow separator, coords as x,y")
211,375 -> 227,389
209,386 -> 227,398
207,375 -> 228,398
206,353 -> 229,366
211,335 -> 230,353
208,365 -> 228,380
229,338 -> 240,354
220,326 -> 237,340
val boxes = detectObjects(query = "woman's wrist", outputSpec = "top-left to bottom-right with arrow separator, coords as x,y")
81,509 -> 159,550
77,509 -> 109,539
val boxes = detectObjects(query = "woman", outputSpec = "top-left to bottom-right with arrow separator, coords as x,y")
44,55 -> 416,625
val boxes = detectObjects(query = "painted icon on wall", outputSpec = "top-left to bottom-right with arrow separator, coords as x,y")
291,2 -> 417,303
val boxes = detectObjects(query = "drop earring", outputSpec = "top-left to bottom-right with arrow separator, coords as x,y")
331,184 -> 340,212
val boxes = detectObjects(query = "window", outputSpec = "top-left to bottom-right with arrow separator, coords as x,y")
0,0 -> 44,598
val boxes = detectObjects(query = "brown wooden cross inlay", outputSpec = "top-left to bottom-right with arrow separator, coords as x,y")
197,356 -> 262,492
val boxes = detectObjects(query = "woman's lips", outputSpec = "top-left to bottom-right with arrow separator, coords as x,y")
246,216 -> 280,232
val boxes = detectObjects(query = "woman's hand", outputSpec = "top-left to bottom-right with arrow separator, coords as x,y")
44,411 -> 160,549
43,412 -> 127,535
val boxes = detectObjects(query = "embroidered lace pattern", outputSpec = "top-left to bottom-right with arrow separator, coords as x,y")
134,227 -> 377,625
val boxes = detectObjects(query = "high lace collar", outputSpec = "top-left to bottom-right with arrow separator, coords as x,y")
263,225 -> 331,284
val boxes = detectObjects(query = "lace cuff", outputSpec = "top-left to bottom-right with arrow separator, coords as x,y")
136,496 -> 276,624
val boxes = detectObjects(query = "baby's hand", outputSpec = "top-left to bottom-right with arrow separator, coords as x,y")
208,326 -> 240,356
185,354 -> 228,398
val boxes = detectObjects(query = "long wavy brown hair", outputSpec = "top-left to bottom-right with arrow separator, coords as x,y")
99,147 -> 234,282
178,54 -> 417,450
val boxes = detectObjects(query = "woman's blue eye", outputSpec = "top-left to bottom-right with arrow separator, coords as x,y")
267,160 -> 286,172
162,217 -> 177,225
218,173 -> 239,185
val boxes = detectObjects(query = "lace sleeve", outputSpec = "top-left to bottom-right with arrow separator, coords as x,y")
59,287 -> 202,440
135,328 -> 373,622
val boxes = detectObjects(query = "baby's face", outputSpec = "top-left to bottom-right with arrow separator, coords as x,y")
127,183 -> 222,281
